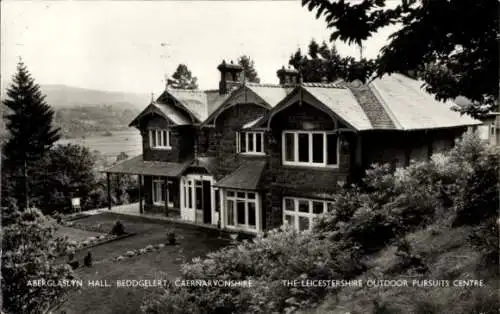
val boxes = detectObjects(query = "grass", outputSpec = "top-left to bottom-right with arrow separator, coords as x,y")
56,226 -> 104,243
57,213 -> 231,314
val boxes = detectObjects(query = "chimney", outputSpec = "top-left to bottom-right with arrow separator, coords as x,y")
217,60 -> 243,94
277,66 -> 299,85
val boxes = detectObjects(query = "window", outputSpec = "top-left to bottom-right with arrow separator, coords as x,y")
225,190 -> 258,230
236,132 -> 265,154
149,129 -> 172,149
282,131 -> 339,167
282,197 -> 335,231
152,177 -> 174,206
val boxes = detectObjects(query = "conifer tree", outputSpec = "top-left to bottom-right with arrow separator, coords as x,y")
2,61 -> 60,209
237,55 -> 260,83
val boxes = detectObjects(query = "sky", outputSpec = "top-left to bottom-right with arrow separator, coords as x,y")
1,1 -> 398,94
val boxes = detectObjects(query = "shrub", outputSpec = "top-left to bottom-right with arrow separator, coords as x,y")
166,230 -> 176,245
111,220 -> 125,235
84,252 -> 92,267
142,227 -> 365,314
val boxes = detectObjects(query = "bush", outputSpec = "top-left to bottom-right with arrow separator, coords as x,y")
111,220 -> 125,235
84,252 -> 93,267
166,230 -> 176,245
142,227 -> 365,314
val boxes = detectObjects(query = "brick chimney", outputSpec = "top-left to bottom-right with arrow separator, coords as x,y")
277,66 -> 299,85
217,60 -> 243,94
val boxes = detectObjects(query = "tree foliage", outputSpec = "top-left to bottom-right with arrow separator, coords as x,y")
167,64 -> 198,89
289,39 -> 376,83
301,0 -> 499,118
1,208 -> 78,313
2,61 -> 61,209
30,144 -> 98,215
237,55 -> 260,83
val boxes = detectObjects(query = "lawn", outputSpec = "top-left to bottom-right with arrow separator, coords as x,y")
56,226 -> 104,243
57,212 -> 231,314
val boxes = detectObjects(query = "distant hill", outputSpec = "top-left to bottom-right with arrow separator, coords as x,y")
40,84 -> 150,110
1,84 -> 150,139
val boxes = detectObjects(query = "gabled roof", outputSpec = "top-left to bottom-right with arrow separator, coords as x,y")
201,83 -> 293,126
214,160 -> 266,190
257,74 -> 481,132
302,86 -> 373,131
129,102 -> 191,127
160,88 -> 232,122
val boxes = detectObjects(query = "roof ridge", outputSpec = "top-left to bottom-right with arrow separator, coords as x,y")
245,82 -> 285,88
301,82 -> 345,88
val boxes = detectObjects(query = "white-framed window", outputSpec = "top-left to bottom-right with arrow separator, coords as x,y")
152,177 -> 174,206
225,190 -> 258,230
149,129 -> 172,149
236,131 -> 265,155
282,131 -> 339,167
282,197 -> 335,231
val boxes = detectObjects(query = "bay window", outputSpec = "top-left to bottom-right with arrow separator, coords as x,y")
282,131 -> 339,167
283,197 -> 335,231
236,132 -> 264,155
225,190 -> 258,230
149,129 -> 172,149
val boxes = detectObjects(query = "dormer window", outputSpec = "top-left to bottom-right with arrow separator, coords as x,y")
236,131 -> 265,155
282,131 -> 339,167
149,129 -> 172,149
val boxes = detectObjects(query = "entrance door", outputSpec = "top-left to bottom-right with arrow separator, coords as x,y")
202,180 -> 212,224
180,174 -> 215,224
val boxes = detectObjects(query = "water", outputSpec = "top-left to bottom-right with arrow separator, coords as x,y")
58,130 -> 142,163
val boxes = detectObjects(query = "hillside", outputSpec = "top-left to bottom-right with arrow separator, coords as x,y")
1,84 -> 149,139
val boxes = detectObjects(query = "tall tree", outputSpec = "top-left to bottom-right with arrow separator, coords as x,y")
301,0 -> 498,118
2,61 -> 60,209
288,39 -> 376,83
167,64 -> 198,89
237,55 -> 260,83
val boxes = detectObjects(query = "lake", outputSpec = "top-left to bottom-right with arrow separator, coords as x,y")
58,130 -> 142,163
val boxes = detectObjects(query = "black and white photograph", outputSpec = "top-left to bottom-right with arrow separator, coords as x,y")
1,0 -> 499,313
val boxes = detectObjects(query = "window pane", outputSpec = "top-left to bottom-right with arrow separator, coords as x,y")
285,215 -> 295,227
195,186 -> 203,209
167,183 -> 174,204
284,198 -> 294,212
247,192 -> 256,199
298,133 -> 309,162
163,131 -> 168,146
237,201 -> 246,224
298,217 -> 310,231
152,130 -> 157,147
248,133 -> 254,152
240,133 -> 246,153
188,186 -> 192,208
285,133 -> 294,161
256,133 -> 262,152
327,134 -> 338,165
168,131 -> 172,146
312,201 -> 324,214
227,200 -> 234,226
248,202 -> 256,228
227,191 -> 235,197
237,192 -> 245,199
184,185 -> 187,207
298,200 -> 309,213
326,202 -> 335,212
161,181 -> 166,202
312,133 -> 324,163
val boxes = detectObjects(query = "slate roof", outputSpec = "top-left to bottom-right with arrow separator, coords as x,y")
214,160 -> 267,190
129,102 -> 191,127
164,88 -> 231,122
368,74 -> 481,130
245,83 -> 292,107
102,155 -> 192,177
303,86 -> 373,130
